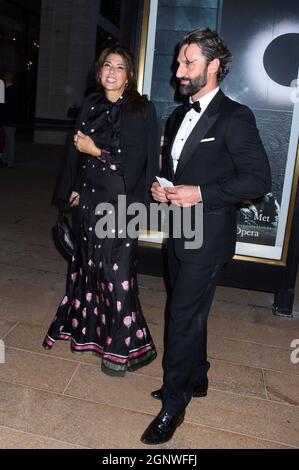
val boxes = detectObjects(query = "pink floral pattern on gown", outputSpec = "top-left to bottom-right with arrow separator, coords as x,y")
42,93 -> 157,376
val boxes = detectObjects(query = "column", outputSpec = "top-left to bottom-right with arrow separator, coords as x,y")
35,0 -> 99,144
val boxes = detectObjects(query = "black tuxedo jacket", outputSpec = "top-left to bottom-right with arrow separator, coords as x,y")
164,90 -> 271,264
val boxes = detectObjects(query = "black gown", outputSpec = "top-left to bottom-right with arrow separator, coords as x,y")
43,94 -> 157,376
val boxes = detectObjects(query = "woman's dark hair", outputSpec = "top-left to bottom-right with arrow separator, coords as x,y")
96,44 -> 147,115
179,28 -> 232,83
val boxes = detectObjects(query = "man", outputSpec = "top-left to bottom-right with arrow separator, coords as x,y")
141,28 -> 271,445
0,72 -> 17,169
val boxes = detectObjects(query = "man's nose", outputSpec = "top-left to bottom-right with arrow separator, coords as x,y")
176,63 -> 186,78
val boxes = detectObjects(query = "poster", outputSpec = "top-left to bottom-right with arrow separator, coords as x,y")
138,0 -> 299,263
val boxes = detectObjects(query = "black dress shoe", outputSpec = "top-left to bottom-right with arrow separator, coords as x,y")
151,381 -> 208,400
141,410 -> 185,445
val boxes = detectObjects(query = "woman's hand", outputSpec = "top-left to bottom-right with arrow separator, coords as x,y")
74,131 -> 101,158
69,191 -> 80,207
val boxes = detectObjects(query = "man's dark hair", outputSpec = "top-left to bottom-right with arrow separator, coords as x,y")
179,28 -> 232,82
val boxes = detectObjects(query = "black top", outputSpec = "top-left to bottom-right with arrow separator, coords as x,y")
82,93 -> 123,165
53,91 -> 159,208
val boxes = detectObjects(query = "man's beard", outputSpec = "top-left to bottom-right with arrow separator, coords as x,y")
179,68 -> 208,96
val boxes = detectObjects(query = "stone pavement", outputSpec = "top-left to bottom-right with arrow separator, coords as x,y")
0,139 -> 298,449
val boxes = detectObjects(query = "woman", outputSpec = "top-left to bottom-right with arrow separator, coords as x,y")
43,45 -> 158,376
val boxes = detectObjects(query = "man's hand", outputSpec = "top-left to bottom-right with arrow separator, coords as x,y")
74,131 -> 101,157
69,191 -> 80,207
165,185 -> 202,207
151,181 -> 168,203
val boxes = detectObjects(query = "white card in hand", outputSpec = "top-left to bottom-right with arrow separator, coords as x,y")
156,176 -> 174,188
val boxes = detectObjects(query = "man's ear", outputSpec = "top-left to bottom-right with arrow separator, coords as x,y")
208,58 -> 220,76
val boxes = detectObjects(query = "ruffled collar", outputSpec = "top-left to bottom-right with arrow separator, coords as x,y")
102,91 -> 127,107
82,91 -> 127,134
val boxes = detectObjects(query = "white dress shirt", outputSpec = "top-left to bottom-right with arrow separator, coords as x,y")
171,87 -> 219,173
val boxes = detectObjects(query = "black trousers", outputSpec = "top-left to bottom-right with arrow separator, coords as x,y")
162,242 -> 224,416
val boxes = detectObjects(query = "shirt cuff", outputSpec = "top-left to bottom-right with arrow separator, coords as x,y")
198,185 -> 203,202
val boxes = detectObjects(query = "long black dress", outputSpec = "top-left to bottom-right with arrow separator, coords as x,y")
43,93 -> 157,376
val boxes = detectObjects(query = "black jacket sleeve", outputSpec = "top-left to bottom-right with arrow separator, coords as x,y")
52,97 -> 91,208
121,100 -> 159,206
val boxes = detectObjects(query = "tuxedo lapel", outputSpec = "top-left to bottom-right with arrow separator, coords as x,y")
174,90 -> 225,181
166,106 -> 186,180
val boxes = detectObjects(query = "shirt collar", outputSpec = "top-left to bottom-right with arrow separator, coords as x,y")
189,86 -> 219,114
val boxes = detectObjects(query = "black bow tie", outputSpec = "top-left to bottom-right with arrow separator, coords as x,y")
184,101 -> 201,113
